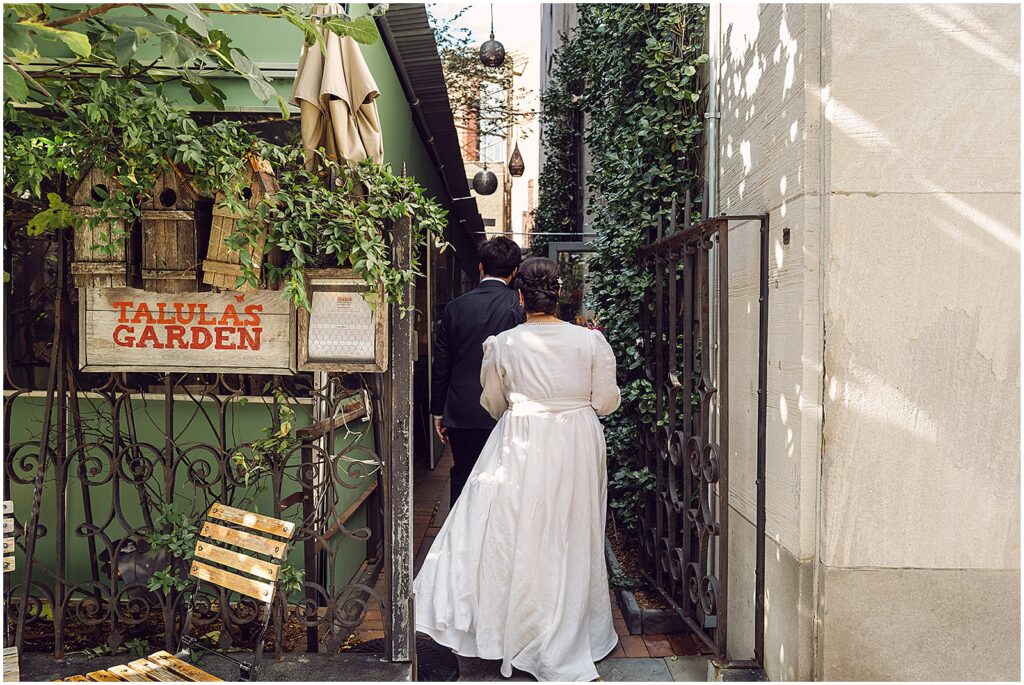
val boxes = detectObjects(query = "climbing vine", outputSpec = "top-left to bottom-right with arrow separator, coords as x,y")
533,4 -> 708,528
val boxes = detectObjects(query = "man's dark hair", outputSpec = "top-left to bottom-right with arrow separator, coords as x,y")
478,236 -> 522,278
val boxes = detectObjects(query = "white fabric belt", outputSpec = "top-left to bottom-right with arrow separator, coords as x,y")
509,398 -> 591,415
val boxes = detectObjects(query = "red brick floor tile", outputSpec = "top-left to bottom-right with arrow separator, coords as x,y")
643,634 -> 674,657
618,635 -> 649,658
606,642 -> 625,659
668,633 -> 701,655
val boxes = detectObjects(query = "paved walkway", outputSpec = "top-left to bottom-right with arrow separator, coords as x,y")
351,449 -> 712,681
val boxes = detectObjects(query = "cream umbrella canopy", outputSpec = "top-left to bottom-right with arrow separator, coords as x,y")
290,4 -> 384,170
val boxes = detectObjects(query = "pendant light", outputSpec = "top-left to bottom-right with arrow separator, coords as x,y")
508,141 -> 525,177
472,168 -> 499,195
479,5 -> 506,68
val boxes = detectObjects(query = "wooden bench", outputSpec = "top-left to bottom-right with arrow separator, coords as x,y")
5,500 -> 19,682
58,503 -> 296,682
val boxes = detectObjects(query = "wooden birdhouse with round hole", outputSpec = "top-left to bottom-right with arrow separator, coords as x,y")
139,166 -> 200,293
203,155 -> 279,292
69,167 -> 130,289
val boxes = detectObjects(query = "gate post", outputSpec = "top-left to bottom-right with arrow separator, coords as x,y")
383,215 -> 415,666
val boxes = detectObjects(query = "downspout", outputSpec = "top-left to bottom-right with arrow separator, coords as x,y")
704,3 -> 721,218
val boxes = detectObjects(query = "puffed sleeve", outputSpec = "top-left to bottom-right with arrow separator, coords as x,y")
590,329 -> 621,416
479,335 -> 508,420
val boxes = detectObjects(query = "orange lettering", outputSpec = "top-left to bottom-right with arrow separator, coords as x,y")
174,302 -> 196,324
218,304 -> 242,327
155,302 -> 175,324
237,327 -> 262,350
131,302 -> 154,325
136,325 -> 164,349
243,304 -> 263,326
112,324 -> 134,346
197,304 -> 217,325
191,327 -> 213,349
112,301 -> 133,323
214,326 -> 236,350
165,325 -> 188,349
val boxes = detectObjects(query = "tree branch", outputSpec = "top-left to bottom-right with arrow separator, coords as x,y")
45,3 -> 127,28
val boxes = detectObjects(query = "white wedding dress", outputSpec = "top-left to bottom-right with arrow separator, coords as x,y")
414,322 -> 622,682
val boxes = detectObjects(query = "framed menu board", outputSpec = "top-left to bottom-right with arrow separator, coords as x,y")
297,269 -> 388,372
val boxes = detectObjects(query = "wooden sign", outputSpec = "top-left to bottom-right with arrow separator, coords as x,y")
297,269 -> 388,373
80,288 -> 295,374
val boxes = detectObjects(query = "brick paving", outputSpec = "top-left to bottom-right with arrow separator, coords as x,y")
359,448 -> 706,661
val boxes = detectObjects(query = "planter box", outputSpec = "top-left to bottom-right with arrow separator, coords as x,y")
297,268 -> 388,373
604,537 -> 687,635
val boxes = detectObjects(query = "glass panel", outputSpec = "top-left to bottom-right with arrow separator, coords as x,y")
554,251 -> 597,326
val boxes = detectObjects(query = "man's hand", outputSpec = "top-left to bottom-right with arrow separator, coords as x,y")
433,416 -> 448,445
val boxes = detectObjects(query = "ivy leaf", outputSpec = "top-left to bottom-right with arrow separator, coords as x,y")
3,65 -> 28,102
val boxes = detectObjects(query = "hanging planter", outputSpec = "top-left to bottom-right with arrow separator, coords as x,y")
140,166 -> 200,293
69,167 -> 130,289
203,155 -> 279,292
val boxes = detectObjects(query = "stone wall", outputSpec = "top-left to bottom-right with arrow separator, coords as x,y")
718,3 -> 1021,680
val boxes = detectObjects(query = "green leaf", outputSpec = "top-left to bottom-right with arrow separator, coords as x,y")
23,22 -> 92,57
3,18 -> 38,62
229,48 -> 276,102
114,29 -> 138,67
176,3 -> 210,38
276,94 -> 291,120
3,65 -> 28,102
322,15 -> 380,44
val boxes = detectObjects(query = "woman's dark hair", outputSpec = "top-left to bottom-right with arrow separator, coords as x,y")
478,236 -> 522,277
515,257 -> 560,314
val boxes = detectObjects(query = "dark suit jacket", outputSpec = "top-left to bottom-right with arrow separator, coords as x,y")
431,279 -> 525,429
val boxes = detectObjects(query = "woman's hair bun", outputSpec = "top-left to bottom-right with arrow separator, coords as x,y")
515,257 -> 561,315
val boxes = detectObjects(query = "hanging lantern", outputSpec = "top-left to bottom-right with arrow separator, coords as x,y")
479,7 -> 506,68
472,169 -> 498,195
508,142 -> 525,177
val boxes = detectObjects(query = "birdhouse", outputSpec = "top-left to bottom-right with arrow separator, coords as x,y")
202,155 -> 279,292
139,166 -> 200,293
69,167 -> 129,289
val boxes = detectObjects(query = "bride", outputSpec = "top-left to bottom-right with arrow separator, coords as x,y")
415,256 -> 621,682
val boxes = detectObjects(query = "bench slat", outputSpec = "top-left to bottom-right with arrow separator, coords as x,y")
194,542 -> 279,582
199,522 -> 287,560
207,504 -> 295,539
126,658 -> 178,681
3,539 -> 14,553
4,556 -> 15,572
107,665 -> 148,682
190,560 -> 275,603
147,652 -> 221,682
2,501 -> 11,514
86,669 -> 123,681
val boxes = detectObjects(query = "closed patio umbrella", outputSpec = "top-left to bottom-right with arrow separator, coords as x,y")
290,4 -> 384,170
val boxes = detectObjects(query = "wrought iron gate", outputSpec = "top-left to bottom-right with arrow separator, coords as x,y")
638,211 -> 769,665
3,218 -> 416,666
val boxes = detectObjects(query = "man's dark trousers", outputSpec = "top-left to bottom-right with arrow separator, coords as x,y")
431,279 -> 524,504
446,428 -> 492,504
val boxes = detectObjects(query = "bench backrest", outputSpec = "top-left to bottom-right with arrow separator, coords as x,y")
189,504 -> 296,605
3,500 -> 14,574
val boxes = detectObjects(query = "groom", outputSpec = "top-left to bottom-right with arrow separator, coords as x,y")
431,236 -> 525,503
